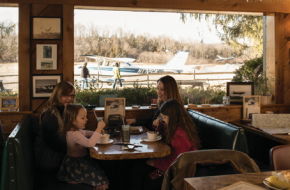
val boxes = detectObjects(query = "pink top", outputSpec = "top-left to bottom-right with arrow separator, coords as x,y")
152,127 -> 198,172
66,129 -> 101,157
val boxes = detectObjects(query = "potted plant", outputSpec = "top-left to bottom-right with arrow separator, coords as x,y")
255,75 -> 272,105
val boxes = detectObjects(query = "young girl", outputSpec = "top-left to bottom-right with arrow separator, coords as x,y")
145,99 -> 200,189
57,104 -> 109,190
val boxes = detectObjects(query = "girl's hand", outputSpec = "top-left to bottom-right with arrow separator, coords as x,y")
96,120 -> 106,134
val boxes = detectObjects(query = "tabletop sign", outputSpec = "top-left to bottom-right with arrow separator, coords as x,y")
217,181 -> 265,190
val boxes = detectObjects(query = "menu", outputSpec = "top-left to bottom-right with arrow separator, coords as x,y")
104,97 -> 126,123
218,181 -> 266,190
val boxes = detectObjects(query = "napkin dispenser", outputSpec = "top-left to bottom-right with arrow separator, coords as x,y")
107,114 -> 123,136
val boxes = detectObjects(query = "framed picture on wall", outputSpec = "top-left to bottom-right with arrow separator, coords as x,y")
243,95 -> 261,119
0,96 -> 19,111
32,17 -> 62,39
36,44 -> 57,70
226,82 -> 254,104
32,75 -> 61,98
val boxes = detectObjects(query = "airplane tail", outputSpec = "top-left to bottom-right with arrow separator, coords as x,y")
165,51 -> 189,68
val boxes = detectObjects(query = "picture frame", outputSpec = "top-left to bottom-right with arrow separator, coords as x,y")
36,44 -> 57,70
243,95 -> 261,119
104,98 -> 126,123
0,96 -> 19,111
226,82 -> 254,104
32,75 -> 61,98
32,17 -> 62,39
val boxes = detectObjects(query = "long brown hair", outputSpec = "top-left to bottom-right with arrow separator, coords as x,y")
160,99 -> 200,146
157,75 -> 183,106
63,104 -> 85,134
41,81 -> 75,133
46,81 -> 75,108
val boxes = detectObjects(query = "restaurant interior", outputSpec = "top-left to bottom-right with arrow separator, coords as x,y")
1,0 -> 290,190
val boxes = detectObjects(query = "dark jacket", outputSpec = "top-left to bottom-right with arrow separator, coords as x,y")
34,106 -> 67,173
81,66 -> 90,78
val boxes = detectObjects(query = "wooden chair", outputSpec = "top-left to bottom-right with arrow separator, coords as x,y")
270,145 -> 290,170
162,149 -> 260,190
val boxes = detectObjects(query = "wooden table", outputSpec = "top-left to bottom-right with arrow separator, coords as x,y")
90,133 -> 171,160
185,171 -> 273,190
232,120 -> 290,144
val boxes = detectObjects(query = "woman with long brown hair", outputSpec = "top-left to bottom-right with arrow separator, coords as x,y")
35,81 -> 76,173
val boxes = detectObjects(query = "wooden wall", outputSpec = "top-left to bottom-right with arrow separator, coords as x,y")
16,4 -> 74,111
1,0 -> 290,110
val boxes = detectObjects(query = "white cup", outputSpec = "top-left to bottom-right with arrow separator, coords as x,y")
147,131 -> 158,141
100,134 -> 110,143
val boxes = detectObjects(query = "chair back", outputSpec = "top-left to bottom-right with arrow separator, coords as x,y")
162,149 -> 260,190
270,145 -> 290,170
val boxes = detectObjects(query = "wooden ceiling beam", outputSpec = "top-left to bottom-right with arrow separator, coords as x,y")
1,0 -> 290,13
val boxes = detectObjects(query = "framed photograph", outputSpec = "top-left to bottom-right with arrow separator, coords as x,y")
227,82 -> 254,104
0,96 -> 19,111
32,17 -> 62,39
32,75 -> 61,98
243,95 -> 261,119
104,98 -> 126,123
36,44 -> 57,70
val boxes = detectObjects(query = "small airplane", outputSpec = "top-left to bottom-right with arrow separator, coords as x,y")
215,55 -> 235,62
75,51 -> 189,76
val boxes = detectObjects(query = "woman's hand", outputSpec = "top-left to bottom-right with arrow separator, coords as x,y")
146,159 -> 155,167
96,120 -> 106,134
152,118 -> 160,128
95,184 -> 108,190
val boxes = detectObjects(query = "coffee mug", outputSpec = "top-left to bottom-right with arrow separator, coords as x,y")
147,131 -> 158,141
100,134 -> 110,143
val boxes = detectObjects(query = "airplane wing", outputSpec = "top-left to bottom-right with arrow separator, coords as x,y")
81,55 -> 135,63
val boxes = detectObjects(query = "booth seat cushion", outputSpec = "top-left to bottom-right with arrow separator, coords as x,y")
0,115 -> 91,190
188,110 -> 248,153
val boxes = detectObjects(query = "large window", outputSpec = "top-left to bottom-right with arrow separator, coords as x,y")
73,9 -> 263,105
0,6 -> 18,94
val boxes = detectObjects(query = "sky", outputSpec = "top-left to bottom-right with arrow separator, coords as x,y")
0,7 -> 220,43
74,9 -> 221,44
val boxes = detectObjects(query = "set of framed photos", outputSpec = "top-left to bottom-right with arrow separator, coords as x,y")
31,17 -> 62,98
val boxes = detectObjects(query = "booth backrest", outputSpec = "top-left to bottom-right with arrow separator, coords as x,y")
0,115 -> 93,190
188,110 -> 248,153
0,115 -> 36,190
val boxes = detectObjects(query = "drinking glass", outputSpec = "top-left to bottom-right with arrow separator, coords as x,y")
122,125 -> 130,143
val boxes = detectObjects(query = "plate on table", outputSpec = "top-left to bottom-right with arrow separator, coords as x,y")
141,136 -> 162,142
263,179 -> 283,190
96,139 -> 114,145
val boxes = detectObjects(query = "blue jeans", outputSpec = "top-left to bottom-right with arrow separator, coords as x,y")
82,78 -> 89,89
113,79 -> 122,89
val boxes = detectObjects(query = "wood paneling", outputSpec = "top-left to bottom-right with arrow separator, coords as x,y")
274,13 -> 290,104
18,3 -> 31,111
0,111 -> 32,139
2,0 -> 290,13
62,4 -> 74,82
